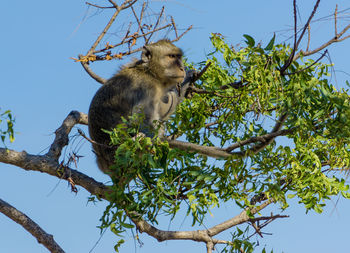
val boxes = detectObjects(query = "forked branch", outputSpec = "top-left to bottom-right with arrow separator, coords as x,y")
0,111 -> 285,252
77,0 -> 192,85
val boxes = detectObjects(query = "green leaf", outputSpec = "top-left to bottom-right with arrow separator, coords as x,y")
264,33 -> 275,51
243,34 -> 255,47
114,239 -> 125,252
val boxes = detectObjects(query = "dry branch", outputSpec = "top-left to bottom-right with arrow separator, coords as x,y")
47,110 -> 88,160
78,1 -> 192,84
0,198 -> 65,253
280,0 -> 321,74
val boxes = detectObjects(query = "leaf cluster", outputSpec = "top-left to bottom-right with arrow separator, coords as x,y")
0,109 -> 15,146
101,34 -> 350,252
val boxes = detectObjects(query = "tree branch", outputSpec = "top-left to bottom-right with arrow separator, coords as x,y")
0,198 -> 65,253
167,139 -> 231,159
225,127 -> 294,152
294,6 -> 350,60
86,4 -> 122,56
294,23 -> 350,60
79,57 -> 107,84
207,199 -> 274,237
280,0 -> 321,74
46,110 -> 88,160
0,148 -> 108,197
0,111 -> 284,251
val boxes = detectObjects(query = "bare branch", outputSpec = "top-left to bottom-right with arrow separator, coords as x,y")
280,0 -> 321,74
295,0 -> 321,50
208,199 -> 274,237
86,2 -> 114,9
251,214 -> 289,222
167,139 -> 231,159
294,23 -> 350,59
86,6 -> 123,56
225,127 -> 294,152
171,25 -> 193,42
171,16 -> 178,39
47,111 -> 88,160
131,199 -> 275,247
131,4 -> 147,43
249,113 -> 288,153
93,23 -> 172,55
0,148 -> 107,197
147,6 -> 165,43
0,198 -> 65,253
108,0 -> 118,9
287,50 -> 328,75
335,4 -> 338,36
79,55 -> 107,84
121,0 -> 138,10
306,24 -> 311,52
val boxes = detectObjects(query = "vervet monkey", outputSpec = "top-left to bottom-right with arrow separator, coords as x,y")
88,39 -> 193,173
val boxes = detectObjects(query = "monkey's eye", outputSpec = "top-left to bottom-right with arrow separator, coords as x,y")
168,54 -> 176,58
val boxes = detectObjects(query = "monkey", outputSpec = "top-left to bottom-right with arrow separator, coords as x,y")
88,39 -> 193,174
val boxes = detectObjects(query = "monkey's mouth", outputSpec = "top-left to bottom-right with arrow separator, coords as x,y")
169,75 -> 185,78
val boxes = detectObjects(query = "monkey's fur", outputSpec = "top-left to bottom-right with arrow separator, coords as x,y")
88,40 -> 191,173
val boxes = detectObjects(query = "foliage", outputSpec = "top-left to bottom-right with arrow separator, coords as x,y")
101,34 -> 350,252
0,109 -> 15,146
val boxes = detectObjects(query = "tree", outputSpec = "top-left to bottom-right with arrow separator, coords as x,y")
1,1 -> 350,252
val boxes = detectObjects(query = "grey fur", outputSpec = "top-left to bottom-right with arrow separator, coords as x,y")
88,40 -> 192,173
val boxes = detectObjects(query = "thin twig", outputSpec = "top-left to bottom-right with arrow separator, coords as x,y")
78,128 -> 112,148
306,24 -> 311,52
79,55 -> 107,84
146,6 -> 165,43
87,8 -> 121,55
131,5 -> 147,43
108,0 -> 118,9
225,127 -> 294,152
86,2 -> 114,9
171,25 -> 193,42
335,4 -> 338,36
93,24 -> 172,54
294,23 -> 350,59
280,0 -> 321,74
171,16 -> 178,38
286,49 -> 328,75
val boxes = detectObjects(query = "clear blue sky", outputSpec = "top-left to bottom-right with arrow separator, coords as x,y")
1,1 -> 350,252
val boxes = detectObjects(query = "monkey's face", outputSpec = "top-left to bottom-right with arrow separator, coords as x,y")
143,41 -> 186,87
159,52 -> 185,86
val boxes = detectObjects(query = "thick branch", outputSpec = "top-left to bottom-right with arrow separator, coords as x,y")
47,111 -> 88,160
168,139 -> 231,159
208,199 -> 274,236
0,148 -> 107,197
0,111 -> 283,250
133,198 -> 275,244
0,198 -> 65,253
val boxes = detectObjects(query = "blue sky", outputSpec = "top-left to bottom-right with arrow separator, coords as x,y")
1,1 -> 350,252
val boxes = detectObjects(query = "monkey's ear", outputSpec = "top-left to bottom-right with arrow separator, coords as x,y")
141,46 -> 152,63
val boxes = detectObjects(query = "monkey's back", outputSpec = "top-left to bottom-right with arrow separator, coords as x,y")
88,70 -> 159,173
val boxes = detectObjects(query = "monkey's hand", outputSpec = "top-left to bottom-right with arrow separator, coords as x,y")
176,69 -> 198,97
